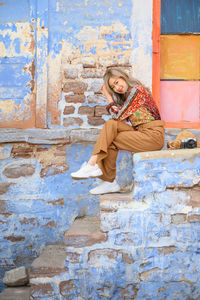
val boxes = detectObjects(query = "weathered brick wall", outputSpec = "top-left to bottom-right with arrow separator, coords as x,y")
48,0 -> 153,128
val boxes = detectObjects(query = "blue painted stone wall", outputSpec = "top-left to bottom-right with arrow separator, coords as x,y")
29,149 -> 200,299
0,0 -> 36,127
0,141 -> 132,292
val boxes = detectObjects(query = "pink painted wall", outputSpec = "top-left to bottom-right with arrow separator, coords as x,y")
160,81 -> 200,122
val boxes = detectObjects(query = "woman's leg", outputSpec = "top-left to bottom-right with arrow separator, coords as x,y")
91,119 -> 134,182
92,120 -> 165,182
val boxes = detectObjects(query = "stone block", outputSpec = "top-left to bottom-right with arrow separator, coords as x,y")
63,106 -> 75,115
87,93 -> 107,104
88,248 -> 119,265
3,266 -> 28,287
30,283 -> 54,298
0,287 -> 30,300
95,105 -> 109,116
63,81 -> 87,93
59,280 -> 79,299
29,245 -> 66,278
78,105 -> 94,116
65,94 -> 85,103
100,193 -> 132,211
87,116 -> 105,126
64,68 -> 79,79
63,117 -> 83,127
188,214 -> 200,222
64,216 -> 107,247
171,214 -> 187,224
81,68 -> 104,78
3,164 -> 35,178
0,183 -> 12,195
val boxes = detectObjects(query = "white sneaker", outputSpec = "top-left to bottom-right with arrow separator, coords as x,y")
71,162 -> 103,179
89,179 -> 120,195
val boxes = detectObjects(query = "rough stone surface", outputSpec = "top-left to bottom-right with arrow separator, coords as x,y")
63,106 -> 75,115
3,164 -> 35,178
65,94 -> 85,103
63,81 -> 87,93
64,217 -> 107,247
78,106 -> 94,116
87,116 -> 105,126
0,287 -> 30,300
0,183 -> 12,195
63,117 -> 83,127
29,245 -> 67,278
3,267 -> 28,287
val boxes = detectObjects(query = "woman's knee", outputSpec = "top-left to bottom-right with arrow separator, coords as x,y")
104,119 -> 117,128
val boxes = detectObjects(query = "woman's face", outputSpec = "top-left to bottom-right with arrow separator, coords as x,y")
108,76 -> 128,94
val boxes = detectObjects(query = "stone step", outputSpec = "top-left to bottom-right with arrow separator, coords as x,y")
0,287 -> 30,300
29,245 -> 66,279
64,216 -> 107,247
99,192 -> 133,212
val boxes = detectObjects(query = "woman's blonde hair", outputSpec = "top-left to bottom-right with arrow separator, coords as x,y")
103,67 -> 150,105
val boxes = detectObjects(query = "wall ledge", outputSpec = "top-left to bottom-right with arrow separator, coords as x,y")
0,128 -> 101,144
0,128 -> 199,145
134,148 -> 200,161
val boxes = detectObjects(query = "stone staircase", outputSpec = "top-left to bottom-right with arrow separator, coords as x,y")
1,148 -> 200,299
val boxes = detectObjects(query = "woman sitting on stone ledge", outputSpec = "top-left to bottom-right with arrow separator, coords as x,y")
71,67 -> 165,194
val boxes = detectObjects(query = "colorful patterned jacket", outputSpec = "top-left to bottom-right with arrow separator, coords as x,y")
106,85 -> 161,128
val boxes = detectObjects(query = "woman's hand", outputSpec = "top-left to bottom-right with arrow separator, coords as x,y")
100,84 -> 113,103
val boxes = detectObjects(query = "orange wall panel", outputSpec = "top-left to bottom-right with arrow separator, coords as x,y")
160,35 -> 200,80
160,81 -> 200,122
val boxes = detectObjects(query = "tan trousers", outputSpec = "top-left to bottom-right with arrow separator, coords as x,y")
92,119 -> 165,182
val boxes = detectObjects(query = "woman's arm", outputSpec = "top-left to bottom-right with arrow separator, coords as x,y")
100,84 -> 113,104
106,87 -> 137,120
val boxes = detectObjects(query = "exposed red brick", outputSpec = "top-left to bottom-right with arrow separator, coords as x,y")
40,164 -> 69,177
63,81 -> 87,93
5,236 -> 25,242
63,106 -> 75,115
88,116 -> 105,126
188,214 -> 200,222
95,105 -> 109,116
36,146 -> 49,152
11,145 -> 34,158
63,117 -> 83,127
3,164 -> 35,178
65,94 -> 85,103
78,106 -> 94,116
0,183 -> 12,195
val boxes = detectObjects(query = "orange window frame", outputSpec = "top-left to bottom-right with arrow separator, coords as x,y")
152,0 -> 200,129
